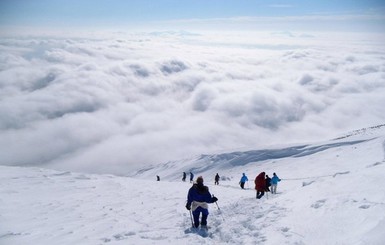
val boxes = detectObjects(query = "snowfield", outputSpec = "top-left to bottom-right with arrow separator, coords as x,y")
1,126 -> 385,245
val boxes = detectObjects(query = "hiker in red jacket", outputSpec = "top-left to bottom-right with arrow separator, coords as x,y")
254,172 -> 266,199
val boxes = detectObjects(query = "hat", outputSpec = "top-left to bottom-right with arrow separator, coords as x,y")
196,176 -> 204,184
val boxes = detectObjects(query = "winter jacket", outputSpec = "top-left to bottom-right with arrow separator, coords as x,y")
254,172 -> 266,191
187,183 -> 215,210
240,174 -> 248,183
265,177 -> 271,188
215,174 -> 220,181
271,175 -> 281,185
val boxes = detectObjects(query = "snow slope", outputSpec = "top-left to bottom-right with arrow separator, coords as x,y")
1,126 -> 385,245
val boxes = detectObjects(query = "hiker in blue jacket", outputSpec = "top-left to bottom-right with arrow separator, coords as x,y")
270,172 -> 281,194
185,176 -> 218,229
239,173 -> 248,189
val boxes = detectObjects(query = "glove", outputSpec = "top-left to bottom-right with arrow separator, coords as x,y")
185,203 -> 191,210
212,196 -> 218,202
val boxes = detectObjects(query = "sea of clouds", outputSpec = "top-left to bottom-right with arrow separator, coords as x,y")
0,31 -> 384,174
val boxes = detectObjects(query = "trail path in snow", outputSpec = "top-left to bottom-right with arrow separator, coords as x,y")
0,166 -> 311,245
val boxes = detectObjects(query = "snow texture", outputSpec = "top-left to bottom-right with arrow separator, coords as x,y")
1,126 -> 385,244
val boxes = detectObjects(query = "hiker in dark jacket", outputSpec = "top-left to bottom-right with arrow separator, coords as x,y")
182,172 -> 186,182
190,172 -> 194,183
254,172 -> 266,199
265,175 -> 271,192
186,176 -> 218,228
214,173 -> 220,185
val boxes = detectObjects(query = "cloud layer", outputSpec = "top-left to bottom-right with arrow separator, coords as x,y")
1,31 -> 384,174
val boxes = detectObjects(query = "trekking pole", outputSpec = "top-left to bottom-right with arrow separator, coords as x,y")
189,209 -> 194,228
215,201 -> 220,210
186,201 -> 194,228
213,195 -> 225,221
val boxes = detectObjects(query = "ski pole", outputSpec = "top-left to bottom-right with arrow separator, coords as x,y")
189,209 -> 194,228
213,195 -> 225,221
216,203 -> 225,221
186,201 -> 194,228
215,201 -> 220,210
212,195 -> 220,210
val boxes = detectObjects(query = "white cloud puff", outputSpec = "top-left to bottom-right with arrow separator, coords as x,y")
0,31 -> 384,174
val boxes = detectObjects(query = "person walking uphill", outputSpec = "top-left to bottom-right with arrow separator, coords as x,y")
182,172 -> 186,182
255,172 -> 266,199
186,176 -> 218,229
265,175 -> 271,192
271,172 -> 281,194
190,172 -> 194,183
214,173 -> 220,185
239,173 -> 248,189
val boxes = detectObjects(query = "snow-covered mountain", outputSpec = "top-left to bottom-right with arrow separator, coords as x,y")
133,124 -> 385,182
1,125 -> 385,245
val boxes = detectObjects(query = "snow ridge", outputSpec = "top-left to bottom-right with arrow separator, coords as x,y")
133,138 -> 370,181
333,124 -> 385,140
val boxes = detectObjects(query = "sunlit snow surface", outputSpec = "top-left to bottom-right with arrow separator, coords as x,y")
1,126 -> 385,244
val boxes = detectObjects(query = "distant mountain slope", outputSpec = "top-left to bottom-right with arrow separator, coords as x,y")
333,124 -> 385,140
133,124 -> 385,181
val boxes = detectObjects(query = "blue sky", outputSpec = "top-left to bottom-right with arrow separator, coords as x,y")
0,0 -> 384,32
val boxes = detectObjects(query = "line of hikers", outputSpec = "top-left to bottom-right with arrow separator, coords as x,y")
181,171 -> 281,194
184,171 -> 281,229
182,171 -> 220,185
182,171 -> 195,183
